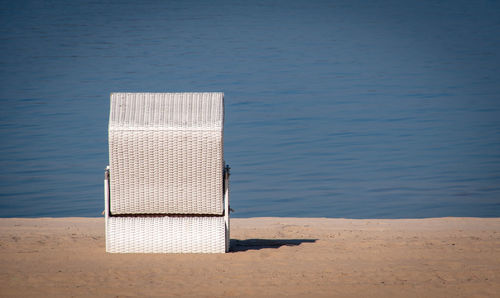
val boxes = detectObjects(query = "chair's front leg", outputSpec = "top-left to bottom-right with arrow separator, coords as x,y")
104,166 -> 110,252
224,164 -> 230,252
104,166 -> 110,217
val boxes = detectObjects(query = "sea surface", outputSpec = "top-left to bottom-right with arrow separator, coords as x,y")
1,0 -> 500,218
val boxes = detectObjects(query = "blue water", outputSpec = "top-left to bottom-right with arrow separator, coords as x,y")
1,0 -> 499,218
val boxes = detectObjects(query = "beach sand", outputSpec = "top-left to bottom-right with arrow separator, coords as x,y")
0,217 -> 499,297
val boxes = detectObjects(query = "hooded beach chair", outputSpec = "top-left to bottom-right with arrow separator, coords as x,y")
104,92 -> 230,253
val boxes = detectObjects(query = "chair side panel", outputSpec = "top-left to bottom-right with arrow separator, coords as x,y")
109,130 -> 224,215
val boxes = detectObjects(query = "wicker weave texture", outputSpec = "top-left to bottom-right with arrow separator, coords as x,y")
109,130 -> 223,214
108,93 -> 224,215
106,216 -> 226,253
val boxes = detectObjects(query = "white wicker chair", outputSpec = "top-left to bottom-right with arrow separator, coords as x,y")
104,92 -> 230,253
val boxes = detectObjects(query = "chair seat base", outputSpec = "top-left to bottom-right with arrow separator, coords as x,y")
106,215 -> 227,253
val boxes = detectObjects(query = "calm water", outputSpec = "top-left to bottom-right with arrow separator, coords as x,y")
1,0 -> 499,218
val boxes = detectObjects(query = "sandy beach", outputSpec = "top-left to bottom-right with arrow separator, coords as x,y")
0,217 -> 499,297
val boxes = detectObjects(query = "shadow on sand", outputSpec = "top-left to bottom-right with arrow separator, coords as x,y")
230,239 -> 317,252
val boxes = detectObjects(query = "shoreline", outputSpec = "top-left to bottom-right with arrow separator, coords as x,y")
1,217 -> 499,297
